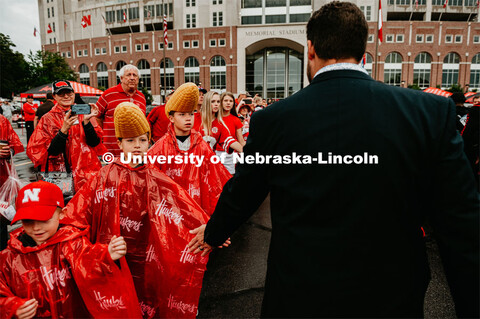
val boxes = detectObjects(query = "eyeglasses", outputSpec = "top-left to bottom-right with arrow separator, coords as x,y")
56,91 -> 74,97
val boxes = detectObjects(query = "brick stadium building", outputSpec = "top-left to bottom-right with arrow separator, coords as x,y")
39,0 -> 480,102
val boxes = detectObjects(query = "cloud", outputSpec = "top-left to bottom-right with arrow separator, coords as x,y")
1,0 -> 41,57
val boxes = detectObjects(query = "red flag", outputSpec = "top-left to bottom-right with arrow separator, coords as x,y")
443,0 -> 448,8
123,11 -> 127,22
33,27 -> 37,37
47,24 -> 53,34
163,15 -> 168,46
81,15 -> 92,28
477,0 -> 479,8
378,0 -> 383,43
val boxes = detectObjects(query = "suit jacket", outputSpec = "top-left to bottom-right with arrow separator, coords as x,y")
204,70 -> 479,318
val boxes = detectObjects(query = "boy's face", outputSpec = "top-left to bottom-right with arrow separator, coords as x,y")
169,112 -> 194,136
117,134 -> 149,157
211,94 -> 220,113
222,95 -> 234,112
22,208 -> 63,245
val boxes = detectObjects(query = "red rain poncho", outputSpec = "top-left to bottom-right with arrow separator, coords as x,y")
148,124 -> 231,216
27,104 -> 103,191
63,160 -> 210,318
0,225 -> 142,318
0,115 -> 24,187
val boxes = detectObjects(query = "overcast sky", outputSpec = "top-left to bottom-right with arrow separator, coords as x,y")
1,0 -> 42,57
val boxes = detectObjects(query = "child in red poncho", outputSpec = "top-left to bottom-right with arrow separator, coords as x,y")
0,181 -> 141,318
63,102 -> 218,318
148,83 -> 232,216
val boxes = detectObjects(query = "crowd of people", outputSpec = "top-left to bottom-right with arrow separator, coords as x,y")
0,1 -> 479,318
0,60 -> 269,318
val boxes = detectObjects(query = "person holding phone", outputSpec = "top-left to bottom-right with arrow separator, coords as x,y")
27,80 -> 103,192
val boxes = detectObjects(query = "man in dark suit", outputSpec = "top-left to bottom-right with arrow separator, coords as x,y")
189,2 -> 479,317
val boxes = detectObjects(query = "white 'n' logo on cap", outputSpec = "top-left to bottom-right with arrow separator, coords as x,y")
22,188 -> 41,203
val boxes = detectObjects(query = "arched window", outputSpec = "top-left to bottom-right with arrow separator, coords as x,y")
184,57 -> 200,84
79,64 -> 90,85
137,59 -> 151,91
97,62 -> 108,89
413,52 -> 432,89
210,56 -> 226,92
442,53 -> 460,89
160,58 -> 175,94
116,60 -> 127,84
384,52 -> 402,86
470,53 -> 480,90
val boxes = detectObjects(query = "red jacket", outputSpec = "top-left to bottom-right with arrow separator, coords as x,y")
22,102 -> 37,122
0,115 -> 24,188
63,160 -> 210,318
148,124 -> 232,216
0,225 -> 142,318
26,104 -> 104,191
146,104 -> 170,142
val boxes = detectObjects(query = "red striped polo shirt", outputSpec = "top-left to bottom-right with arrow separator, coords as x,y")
96,83 -> 146,156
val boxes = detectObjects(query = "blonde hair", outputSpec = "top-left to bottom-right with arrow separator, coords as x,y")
201,91 -> 227,136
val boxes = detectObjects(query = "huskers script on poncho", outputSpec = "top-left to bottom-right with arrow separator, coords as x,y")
148,124 -> 231,216
0,115 -> 24,187
27,104 -> 104,191
63,160 -> 210,318
0,225 -> 142,319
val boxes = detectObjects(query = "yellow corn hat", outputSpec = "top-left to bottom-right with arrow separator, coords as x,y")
165,82 -> 199,116
114,102 -> 151,139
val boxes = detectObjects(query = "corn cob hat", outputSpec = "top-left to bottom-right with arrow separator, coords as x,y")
165,82 -> 199,116
114,102 -> 151,139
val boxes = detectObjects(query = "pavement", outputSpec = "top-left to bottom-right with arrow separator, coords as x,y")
8,125 -> 457,318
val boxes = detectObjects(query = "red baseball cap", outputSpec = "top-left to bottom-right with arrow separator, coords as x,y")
13,181 -> 65,223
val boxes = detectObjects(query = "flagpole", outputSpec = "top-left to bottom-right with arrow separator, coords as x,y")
151,0 -> 156,32
126,4 -> 133,33
162,0 -> 166,102
409,0 -> 413,21
374,0 -> 381,80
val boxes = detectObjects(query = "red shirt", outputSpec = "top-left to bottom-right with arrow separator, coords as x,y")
222,114 -> 243,138
204,119 -> 237,152
96,84 -> 146,155
147,104 -> 170,142
23,102 -> 37,121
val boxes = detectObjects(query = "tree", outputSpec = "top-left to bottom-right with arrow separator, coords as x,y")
27,50 -> 76,87
0,33 -> 30,97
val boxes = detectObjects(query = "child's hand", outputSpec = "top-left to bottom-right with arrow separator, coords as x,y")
108,235 -> 127,261
16,299 -> 38,319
